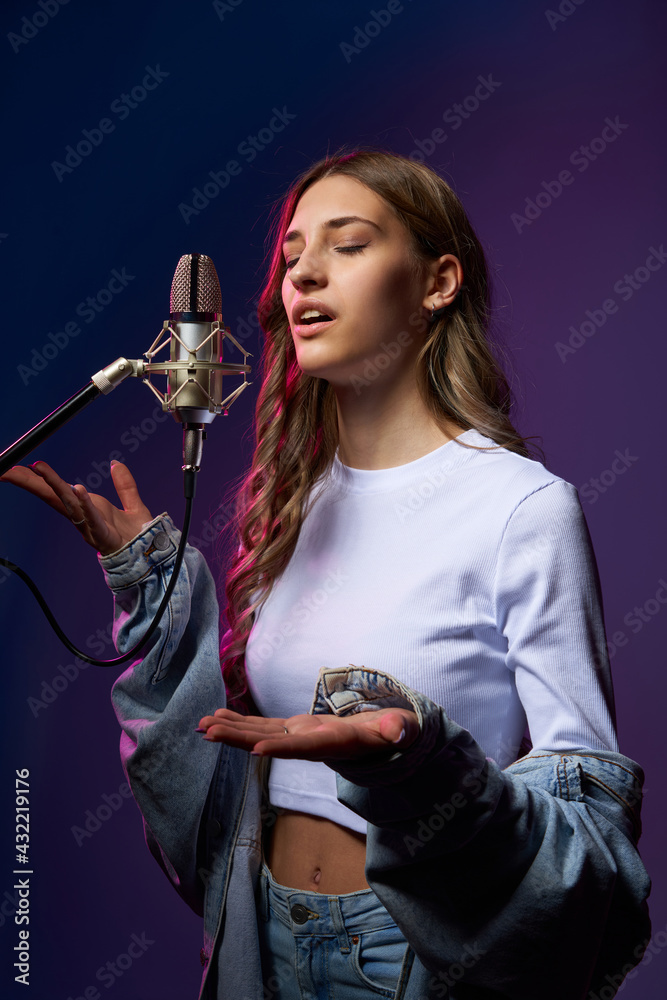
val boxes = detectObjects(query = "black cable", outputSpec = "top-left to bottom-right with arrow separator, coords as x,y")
0,493 -> 194,667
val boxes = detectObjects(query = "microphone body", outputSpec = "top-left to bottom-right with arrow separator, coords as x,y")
167,253 -> 225,429
166,253 -> 226,495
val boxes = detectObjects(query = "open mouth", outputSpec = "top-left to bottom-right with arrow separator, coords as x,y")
300,313 -> 334,325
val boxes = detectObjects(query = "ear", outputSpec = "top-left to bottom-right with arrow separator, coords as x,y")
420,254 -> 464,314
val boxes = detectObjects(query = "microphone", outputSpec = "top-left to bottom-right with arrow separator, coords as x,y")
143,252 -> 252,497
0,253 -> 251,491
169,253 -> 226,492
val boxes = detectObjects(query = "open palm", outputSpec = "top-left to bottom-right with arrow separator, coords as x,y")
198,706 -> 420,760
0,460 -> 152,556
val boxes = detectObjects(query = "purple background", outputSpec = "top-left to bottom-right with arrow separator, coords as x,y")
1,1 -> 665,997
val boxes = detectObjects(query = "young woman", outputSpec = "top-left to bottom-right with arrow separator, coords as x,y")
2,150 -> 650,1000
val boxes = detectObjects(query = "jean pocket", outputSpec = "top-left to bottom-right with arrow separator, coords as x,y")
350,922 -> 409,996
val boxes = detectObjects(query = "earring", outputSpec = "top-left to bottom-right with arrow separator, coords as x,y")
430,303 -> 447,323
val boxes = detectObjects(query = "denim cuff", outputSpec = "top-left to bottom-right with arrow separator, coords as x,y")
98,512 -> 182,591
309,665 -> 442,786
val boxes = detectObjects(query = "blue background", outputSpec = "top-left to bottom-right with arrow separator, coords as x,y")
0,1 -> 665,997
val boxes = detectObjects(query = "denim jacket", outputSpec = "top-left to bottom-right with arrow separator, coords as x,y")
100,514 -> 651,1000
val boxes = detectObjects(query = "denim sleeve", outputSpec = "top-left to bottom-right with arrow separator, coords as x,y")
99,513 -> 226,917
311,667 -> 652,1000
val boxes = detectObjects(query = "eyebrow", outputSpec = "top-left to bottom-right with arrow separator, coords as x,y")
283,215 -> 382,245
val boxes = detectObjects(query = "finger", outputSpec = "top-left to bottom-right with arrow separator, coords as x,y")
200,724 -> 279,748
69,483 -> 114,544
0,463 -> 73,517
198,710 -> 255,729
109,461 -> 151,516
201,709 -> 285,731
32,462 -> 88,521
377,710 -> 419,749
249,731 -> 347,760
29,463 -> 99,533
198,715 -> 288,745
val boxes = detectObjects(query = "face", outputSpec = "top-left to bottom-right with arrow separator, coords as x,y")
280,174 -> 434,388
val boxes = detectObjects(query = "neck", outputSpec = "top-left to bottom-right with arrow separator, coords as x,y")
332,374 -> 464,470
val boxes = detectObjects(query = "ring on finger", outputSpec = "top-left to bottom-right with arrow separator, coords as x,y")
71,516 -> 86,525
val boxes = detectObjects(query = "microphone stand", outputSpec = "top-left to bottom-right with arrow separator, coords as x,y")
0,358 -> 138,477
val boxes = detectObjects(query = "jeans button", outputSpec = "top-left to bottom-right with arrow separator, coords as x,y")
290,904 -> 309,924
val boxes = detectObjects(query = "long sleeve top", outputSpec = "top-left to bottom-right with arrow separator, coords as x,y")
245,428 -> 618,832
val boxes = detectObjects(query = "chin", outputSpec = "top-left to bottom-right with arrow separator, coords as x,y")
293,349 -> 336,381
293,345 -> 364,383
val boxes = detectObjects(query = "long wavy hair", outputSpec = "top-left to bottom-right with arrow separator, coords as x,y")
220,147 -> 544,711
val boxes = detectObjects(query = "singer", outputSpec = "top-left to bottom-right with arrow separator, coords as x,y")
1,150 -> 650,999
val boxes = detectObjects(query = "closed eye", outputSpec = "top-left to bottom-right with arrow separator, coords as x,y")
284,243 -> 370,270
335,243 -> 369,254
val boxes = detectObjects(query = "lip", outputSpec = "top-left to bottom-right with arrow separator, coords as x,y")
293,317 -> 337,337
291,298 -> 336,327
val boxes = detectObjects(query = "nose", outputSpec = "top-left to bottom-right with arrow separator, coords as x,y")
286,245 -> 326,289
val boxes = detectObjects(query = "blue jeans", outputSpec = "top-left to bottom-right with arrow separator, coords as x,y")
257,862 -> 412,998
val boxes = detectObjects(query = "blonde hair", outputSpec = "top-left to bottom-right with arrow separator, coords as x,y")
219,147 -> 544,711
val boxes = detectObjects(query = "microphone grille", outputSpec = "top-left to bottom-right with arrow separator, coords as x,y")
170,253 -> 222,313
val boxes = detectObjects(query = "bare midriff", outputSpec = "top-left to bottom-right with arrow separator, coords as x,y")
266,810 -> 369,894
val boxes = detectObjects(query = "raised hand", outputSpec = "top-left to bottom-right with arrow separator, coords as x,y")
0,460 -> 153,556
196,706 -> 420,760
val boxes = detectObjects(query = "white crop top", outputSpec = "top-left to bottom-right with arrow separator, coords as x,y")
244,428 -> 618,833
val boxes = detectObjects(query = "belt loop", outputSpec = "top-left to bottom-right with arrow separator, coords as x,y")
257,863 -> 270,922
328,896 -> 351,953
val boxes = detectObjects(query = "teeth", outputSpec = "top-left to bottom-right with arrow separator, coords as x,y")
301,309 -> 326,320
